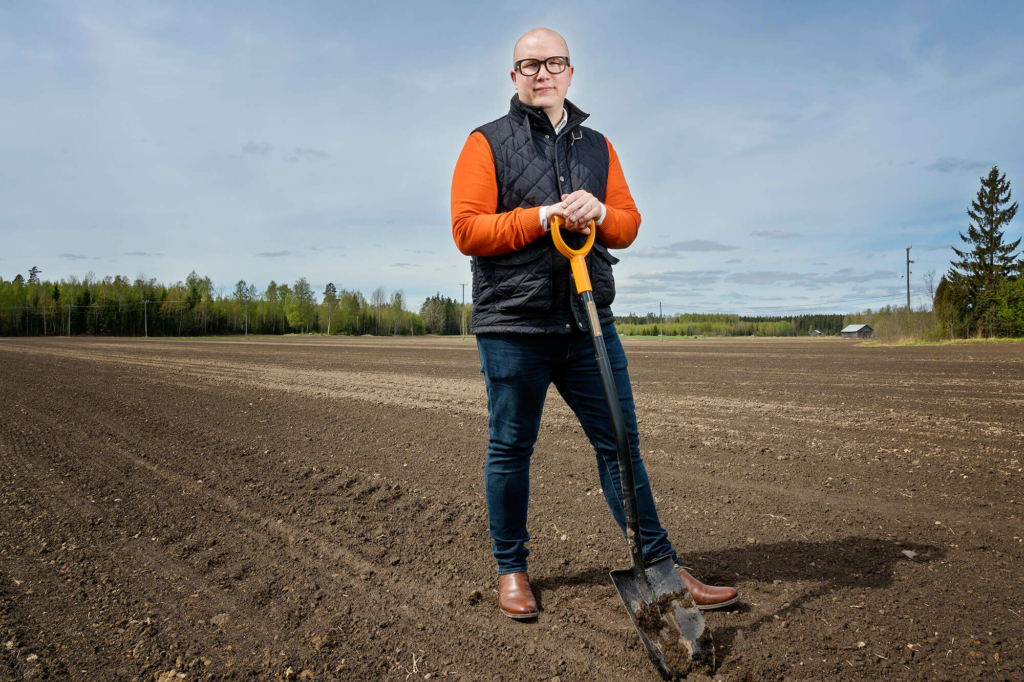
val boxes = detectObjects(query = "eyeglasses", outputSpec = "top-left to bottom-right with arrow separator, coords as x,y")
514,56 -> 570,77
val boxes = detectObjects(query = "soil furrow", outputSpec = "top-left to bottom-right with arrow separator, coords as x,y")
2,336 -> 1022,680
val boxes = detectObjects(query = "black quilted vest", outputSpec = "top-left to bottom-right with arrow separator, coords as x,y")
470,95 -> 620,334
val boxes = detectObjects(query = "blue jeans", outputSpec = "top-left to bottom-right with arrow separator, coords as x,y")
477,323 -> 678,575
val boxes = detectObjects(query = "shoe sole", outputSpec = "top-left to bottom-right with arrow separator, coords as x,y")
695,595 -> 739,611
500,608 -> 539,620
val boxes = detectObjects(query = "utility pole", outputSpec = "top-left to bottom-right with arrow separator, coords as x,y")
659,302 -> 664,338
906,246 -> 914,314
67,305 -> 71,338
144,300 -> 148,338
460,283 -> 468,339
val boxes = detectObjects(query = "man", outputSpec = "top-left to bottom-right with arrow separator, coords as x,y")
451,28 -> 738,619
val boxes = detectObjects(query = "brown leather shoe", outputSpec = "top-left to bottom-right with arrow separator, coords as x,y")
498,572 -> 539,619
678,567 -> 739,610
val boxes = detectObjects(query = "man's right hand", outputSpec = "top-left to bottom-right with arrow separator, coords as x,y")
545,203 -> 591,235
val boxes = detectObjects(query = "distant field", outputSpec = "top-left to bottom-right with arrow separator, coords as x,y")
1,336 -> 1021,680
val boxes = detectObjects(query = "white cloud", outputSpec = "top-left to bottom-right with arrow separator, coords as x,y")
922,157 -> 991,173
750,229 -> 801,239
242,141 -> 273,156
725,268 -> 897,286
632,241 -> 739,258
294,147 -> 329,160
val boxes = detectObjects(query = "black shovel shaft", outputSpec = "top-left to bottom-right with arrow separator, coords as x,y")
581,291 -> 645,582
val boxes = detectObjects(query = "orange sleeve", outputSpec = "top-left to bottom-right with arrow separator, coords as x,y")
598,138 -> 641,249
451,132 -> 546,257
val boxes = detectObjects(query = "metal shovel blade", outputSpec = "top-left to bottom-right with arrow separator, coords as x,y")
611,556 -> 714,680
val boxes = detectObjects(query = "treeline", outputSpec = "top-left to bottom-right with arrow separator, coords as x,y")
0,270 -> 471,337
615,312 -> 845,337
845,167 -> 1022,342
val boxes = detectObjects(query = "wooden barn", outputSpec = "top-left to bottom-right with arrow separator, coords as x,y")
841,324 -> 874,339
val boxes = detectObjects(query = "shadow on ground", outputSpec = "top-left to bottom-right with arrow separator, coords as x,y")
680,536 -> 943,590
681,536 -> 944,670
534,537 -> 944,670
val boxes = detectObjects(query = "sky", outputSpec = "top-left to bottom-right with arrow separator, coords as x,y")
2,0 -> 1022,317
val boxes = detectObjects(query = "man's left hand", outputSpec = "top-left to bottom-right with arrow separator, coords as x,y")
559,191 -> 603,230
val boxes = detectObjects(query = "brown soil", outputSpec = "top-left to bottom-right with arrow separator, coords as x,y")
634,590 -> 713,679
0,336 -> 1022,680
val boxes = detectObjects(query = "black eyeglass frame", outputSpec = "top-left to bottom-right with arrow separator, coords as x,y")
513,56 -> 571,76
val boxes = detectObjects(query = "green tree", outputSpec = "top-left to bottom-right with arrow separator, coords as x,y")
185,271 -> 203,307
287,278 -> 315,333
28,266 -> 41,285
389,290 -> 404,334
949,166 -> 1020,333
265,281 -> 281,333
993,276 -> 1024,337
419,292 -> 460,334
0,270 -> 430,338
338,289 -> 365,334
234,280 -> 250,330
321,283 -> 338,335
934,276 -> 970,339
370,286 -> 387,334
277,282 -> 293,333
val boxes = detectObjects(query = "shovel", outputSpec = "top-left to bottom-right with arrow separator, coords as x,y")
550,216 -> 713,679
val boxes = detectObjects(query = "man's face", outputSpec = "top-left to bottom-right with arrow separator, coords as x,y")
510,33 -> 573,110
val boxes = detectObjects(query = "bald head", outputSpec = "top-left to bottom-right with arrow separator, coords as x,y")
513,28 -> 569,63
510,27 -> 574,123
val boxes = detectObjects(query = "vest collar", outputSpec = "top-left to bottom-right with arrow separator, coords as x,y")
509,95 -> 589,136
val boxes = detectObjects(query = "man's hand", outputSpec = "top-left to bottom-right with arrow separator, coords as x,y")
548,191 -> 602,234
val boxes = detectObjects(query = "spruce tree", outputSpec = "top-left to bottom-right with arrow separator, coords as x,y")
949,166 -> 1020,330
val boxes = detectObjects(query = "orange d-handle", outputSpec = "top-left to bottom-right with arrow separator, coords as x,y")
550,215 -> 597,295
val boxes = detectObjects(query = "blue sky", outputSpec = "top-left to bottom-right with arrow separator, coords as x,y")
2,1 -> 1021,316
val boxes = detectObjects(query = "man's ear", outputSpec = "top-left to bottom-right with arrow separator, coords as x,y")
510,70 -> 517,87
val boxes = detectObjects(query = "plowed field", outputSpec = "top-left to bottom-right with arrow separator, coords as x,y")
1,336 -> 1022,681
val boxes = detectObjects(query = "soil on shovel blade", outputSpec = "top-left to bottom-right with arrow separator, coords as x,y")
635,590 -> 714,678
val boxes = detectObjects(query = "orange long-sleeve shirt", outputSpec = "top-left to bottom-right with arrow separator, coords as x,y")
451,131 -> 641,257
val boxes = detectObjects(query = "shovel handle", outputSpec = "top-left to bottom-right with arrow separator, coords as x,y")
553,213 -> 647,580
550,215 -> 596,295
